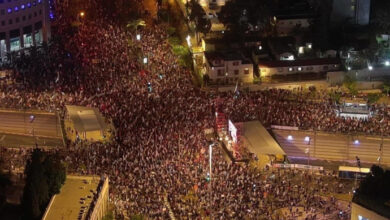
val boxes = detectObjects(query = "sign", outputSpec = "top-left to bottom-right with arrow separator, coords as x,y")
228,120 -> 237,143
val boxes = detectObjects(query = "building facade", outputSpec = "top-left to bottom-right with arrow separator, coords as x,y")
351,202 -> 388,220
203,51 -> 254,84
258,58 -> 341,77
0,0 -> 51,61
274,17 -> 311,36
331,0 -> 370,26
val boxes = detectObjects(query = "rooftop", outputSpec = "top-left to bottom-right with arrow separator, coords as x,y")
66,105 -> 107,133
241,121 -> 286,156
205,51 -> 252,66
42,175 -> 102,220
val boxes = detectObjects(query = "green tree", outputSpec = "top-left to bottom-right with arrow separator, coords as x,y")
21,149 -> 66,220
371,0 -> 390,33
383,82 -> 390,96
0,158 -> 11,212
43,155 -> 66,196
22,150 -> 49,220
187,0 -> 210,42
218,0 -> 273,34
343,75 -> 358,96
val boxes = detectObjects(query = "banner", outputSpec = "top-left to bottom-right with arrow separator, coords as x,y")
271,125 -> 299,131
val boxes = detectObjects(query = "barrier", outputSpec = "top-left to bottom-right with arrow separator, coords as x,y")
273,163 -> 324,171
271,125 -> 299,131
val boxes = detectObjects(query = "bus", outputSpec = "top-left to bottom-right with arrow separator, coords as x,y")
338,166 -> 370,179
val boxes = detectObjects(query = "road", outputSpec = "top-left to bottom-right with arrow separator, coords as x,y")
273,129 -> 390,166
0,111 -> 61,138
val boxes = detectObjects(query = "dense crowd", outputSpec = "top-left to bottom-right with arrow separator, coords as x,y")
0,0 -> 386,219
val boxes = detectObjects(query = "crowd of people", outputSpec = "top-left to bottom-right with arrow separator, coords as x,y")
0,0 -> 386,219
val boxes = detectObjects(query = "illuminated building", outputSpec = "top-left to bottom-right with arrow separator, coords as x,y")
0,0 -> 52,62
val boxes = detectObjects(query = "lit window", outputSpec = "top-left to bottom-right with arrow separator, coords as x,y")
351,5 -> 355,11
299,46 -> 304,54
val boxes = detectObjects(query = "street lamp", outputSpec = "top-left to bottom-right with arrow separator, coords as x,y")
136,34 -> 141,41
386,61 -> 390,66
368,65 -> 373,71
79,11 -> 85,18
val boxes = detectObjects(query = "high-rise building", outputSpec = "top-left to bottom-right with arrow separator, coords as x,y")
0,0 -> 52,61
331,0 -> 371,26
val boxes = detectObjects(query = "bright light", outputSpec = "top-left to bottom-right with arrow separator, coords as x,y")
143,57 -> 148,64
307,43 -> 312,49
304,136 -> 310,142
136,34 -> 141,41
258,46 -> 262,50
80,11 -> 85,17
298,46 -> 304,54
186,35 -> 191,47
354,139 -> 360,145
386,61 -> 390,66
298,67 -> 302,71
368,65 -> 373,70
287,55 -> 294,60
287,135 -> 293,141
347,66 -> 351,71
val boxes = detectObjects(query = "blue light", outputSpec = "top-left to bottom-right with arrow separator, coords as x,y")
14,6 -> 19,12
7,8 -> 11,13
21,4 -> 25,9
38,0 -> 42,3
27,3 -> 31,8
33,1 -> 36,6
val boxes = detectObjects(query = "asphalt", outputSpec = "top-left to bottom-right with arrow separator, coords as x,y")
273,129 -> 390,166
0,111 -> 62,138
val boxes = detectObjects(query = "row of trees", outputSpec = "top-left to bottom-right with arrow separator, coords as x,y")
186,0 -> 211,43
21,149 -> 66,220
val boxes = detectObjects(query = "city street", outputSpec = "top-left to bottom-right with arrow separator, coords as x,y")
274,129 -> 390,166
0,111 -> 61,138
